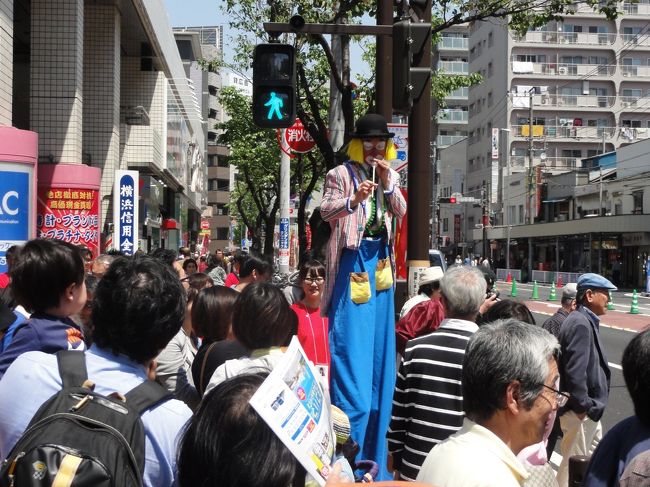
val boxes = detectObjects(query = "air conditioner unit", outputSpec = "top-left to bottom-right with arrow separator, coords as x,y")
541,97 -> 548,105
558,66 -> 568,75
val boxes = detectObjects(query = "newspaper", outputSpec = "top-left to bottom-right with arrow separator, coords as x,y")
249,336 -> 335,486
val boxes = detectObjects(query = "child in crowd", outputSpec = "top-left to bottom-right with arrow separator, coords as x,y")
0,239 -> 87,379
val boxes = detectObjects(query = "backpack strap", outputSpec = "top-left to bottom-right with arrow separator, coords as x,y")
125,380 -> 173,415
56,350 -> 88,389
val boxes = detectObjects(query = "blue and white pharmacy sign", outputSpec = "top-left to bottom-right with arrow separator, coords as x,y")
113,170 -> 139,255
0,167 -> 32,272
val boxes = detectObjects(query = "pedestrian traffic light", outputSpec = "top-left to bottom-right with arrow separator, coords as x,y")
392,19 -> 431,114
252,44 -> 296,129
439,196 -> 457,204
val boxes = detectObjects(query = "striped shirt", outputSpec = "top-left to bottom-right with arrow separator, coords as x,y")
387,318 -> 478,481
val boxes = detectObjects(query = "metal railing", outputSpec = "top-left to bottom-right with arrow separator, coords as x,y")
437,134 -> 467,146
438,61 -> 469,74
534,94 -> 615,108
447,87 -> 469,99
622,2 -> 650,14
531,270 -> 583,285
511,62 -> 616,76
511,125 -> 616,140
510,156 -> 579,169
438,37 -> 469,50
515,31 -> 616,45
622,33 -> 650,46
437,110 -> 469,123
497,268 -> 522,282
621,65 -> 650,77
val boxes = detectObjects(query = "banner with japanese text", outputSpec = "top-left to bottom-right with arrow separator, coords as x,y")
37,186 -> 100,258
113,170 -> 139,255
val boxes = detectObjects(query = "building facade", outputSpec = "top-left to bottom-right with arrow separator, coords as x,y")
0,0 -> 206,256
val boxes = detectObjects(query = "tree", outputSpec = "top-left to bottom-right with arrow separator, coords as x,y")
212,0 -> 618,259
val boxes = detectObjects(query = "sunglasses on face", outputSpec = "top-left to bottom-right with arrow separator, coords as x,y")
362,140 -> 386,151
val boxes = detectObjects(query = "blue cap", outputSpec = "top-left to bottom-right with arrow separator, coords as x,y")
577,273 -> 617,291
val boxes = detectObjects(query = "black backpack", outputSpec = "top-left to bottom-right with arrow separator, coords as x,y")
0,350 -> 172,487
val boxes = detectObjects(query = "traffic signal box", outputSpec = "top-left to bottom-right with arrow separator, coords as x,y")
392,19 -> 431,114
438,196 -> 457,204
252,44 -> 297,129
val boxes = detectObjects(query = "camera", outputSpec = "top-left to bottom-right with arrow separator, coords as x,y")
486,289 -> 500,300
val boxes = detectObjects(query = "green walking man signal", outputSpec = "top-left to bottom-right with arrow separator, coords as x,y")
252,44 -> 296,128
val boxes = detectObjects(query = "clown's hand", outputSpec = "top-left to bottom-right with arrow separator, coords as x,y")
350,180 -> 377,207
373,158 -> 391,186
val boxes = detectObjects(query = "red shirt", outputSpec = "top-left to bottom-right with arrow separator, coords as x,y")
224,272 -> 239,288
290,302 -> 330,374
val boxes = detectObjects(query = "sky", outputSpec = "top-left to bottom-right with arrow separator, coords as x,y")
162,0 -> 372,80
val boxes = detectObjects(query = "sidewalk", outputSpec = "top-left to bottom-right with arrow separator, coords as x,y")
524,300 -> 649,333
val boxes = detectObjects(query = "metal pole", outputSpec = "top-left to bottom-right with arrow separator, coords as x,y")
528,90 -> 534,225
502,129 -> 511,273
279,130 -> 291,274
482,183 -> 488,260
599,166 -> 603,216
407,0 -> 432,279
431,142 -> 437,248
376,0 -> 392,117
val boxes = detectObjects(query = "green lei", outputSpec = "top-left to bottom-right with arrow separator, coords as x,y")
359,165 -> 386,236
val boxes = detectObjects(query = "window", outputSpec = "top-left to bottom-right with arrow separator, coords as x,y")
622,119 -> 642,128
488,92 -> 493,107
208,86 -> 218,96
488,32 -> 493,47
207,155 -> 218,167
216,228 -> 230,240
217,157 -> 229,168
518,205 -> 524,224
215,203 -> 229,215
488,62 -> 493,78
208,108 -> 217,119
442,218 -> 449,232
208,179 -> 230,191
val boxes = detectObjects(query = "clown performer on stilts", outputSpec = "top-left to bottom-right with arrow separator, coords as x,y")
320,113 -> 406,480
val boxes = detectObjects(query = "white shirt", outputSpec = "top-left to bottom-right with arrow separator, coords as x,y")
416,418 -> 530,487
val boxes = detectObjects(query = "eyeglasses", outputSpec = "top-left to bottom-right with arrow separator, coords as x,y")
362,140 -> 386,151
541,384 -> 570,407
304,277 -> 325,284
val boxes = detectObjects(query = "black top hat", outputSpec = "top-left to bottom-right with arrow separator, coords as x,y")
348,113 -> 395,139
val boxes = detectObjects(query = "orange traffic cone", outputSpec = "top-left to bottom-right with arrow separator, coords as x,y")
556,274 -> 563,288
506,273 -> 512,283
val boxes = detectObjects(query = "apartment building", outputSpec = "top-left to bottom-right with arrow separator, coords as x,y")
434,25 -> 470,150
459,3 -> 650,278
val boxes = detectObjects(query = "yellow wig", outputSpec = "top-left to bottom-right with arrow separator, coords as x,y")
346,138 -> 398,164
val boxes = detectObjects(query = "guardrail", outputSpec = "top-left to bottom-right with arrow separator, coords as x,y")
496,268 -> 522,281
531,270 -> 583,284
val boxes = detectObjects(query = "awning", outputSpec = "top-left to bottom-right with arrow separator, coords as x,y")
542,198 -> 569,203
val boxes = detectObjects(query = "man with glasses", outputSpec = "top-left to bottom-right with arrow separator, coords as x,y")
416,319 -> 562,487
556,273 -> 616,487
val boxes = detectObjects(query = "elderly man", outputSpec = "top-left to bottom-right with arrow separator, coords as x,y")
416,319 -> 562,487
542,283 -> 577,338
556,273 -> 616,486
388,266 -> 486,481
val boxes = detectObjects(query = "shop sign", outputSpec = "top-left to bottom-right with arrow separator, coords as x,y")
1,170 -> 31,272
591,239 -> 619,250
623,232 -> 650,247
113,170 -> 139,255
37,185 -> 99,258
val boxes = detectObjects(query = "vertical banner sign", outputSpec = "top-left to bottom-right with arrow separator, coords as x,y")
0,170 -> 31,272
279,217 -> 290,266
113,170 -> 139,255
491,128 -> 499,160
454,214 -> 461,244
37,185 -> 100,257
388,123 -> 408,188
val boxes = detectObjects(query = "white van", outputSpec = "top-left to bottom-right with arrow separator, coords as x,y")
428,249 -> 448,272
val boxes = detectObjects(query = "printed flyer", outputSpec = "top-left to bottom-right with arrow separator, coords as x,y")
249,336 -> 334,486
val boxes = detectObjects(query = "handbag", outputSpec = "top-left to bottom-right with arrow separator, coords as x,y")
375,257 -> 393,291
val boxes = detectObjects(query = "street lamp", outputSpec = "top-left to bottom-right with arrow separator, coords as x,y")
500,128 -> 511,273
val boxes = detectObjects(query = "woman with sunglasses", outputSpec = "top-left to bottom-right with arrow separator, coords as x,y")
290,260 -> 330,383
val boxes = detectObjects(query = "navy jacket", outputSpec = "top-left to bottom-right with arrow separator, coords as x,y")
558,306 -> 611,421
0,314 -> 85,380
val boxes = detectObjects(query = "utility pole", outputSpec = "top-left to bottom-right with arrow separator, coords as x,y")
431,141 -> 437,248
482,182 -> 488,259
527,89 -> 534,225
376,0 -> 392,117
407,0 -> 433,276
278,131 -> 291,273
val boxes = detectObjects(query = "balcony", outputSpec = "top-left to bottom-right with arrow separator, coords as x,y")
511,125 -> 616,140
534,94 -> 615,108
437,135 -> 467,147
446,87 -> 469,99
515,31 -> 616,46
619,126 -> 650,141
511,62 -> 616,77
621,33 -> 650,46
620,95 -> 650,109
438,37 -> 468,50
622,2 -> 650,15
437,109 -> 468,124
438,61 -> 469,74
621,65 -> 650,77
510,155 -> 579,169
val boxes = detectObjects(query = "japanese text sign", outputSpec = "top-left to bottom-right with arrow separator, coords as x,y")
113,170 -> 139,255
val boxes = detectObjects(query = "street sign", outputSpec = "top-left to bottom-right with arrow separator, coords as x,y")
284,118 -> 316,153
457,196 -> 479,203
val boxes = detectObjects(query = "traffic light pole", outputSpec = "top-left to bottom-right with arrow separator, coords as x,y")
407,1 -> 432,278
279,130 -> 291,273
376,0 -> 392,118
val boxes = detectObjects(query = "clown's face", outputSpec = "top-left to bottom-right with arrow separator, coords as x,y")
362,138 -> 388,165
